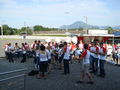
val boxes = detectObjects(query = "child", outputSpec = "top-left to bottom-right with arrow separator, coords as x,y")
77,44 -> 93,84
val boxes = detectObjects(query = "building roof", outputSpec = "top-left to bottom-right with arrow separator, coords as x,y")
113,31 -> 120,36
75,34 -> 114,37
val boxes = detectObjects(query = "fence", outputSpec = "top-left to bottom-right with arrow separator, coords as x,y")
0,68 -> 27,90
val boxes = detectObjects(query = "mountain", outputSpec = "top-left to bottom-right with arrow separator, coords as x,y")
60,21 -> 120,30
60,21 -> 99,29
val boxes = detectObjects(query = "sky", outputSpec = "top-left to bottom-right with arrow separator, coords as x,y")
0,0 -> 120,29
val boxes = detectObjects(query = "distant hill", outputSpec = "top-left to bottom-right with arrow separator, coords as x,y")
60,21 -> 120,30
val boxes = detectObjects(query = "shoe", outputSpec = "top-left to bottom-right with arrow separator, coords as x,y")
62,73 -> 67,75
99,74 -> 105,78
36,75 -> 42,79
76,81 -> 84,84
89,71 -> 94,73
37,76 -> 41,79
87,81 -> 94,84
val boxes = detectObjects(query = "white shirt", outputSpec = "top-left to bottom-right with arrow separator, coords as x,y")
90,46 -> 99,58
63,47 -> 70,60
82,50 -> 90,64
99,47 -> 106,60
8,46 -> 13,53
75,49 -> 81,56
46,49 -> 52,59
39,51 -> 48,62
36,50 -> 40,57
58,48 -> 63,57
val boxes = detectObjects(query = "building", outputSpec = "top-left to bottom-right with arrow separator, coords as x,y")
76,30 -> 114,43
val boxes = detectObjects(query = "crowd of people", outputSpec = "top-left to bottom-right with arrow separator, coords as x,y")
3,40 -> 120,84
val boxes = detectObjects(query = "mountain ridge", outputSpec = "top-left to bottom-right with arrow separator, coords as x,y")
60,21 -> 120,30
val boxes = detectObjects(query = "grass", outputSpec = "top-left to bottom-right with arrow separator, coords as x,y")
0,34 -> 69,40
32,34 -> 68,37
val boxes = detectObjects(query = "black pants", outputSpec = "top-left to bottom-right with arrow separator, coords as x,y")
99,60 -> 105,76
39,61 -> 48,76
8,52 -> 14,62
21,53 -> 26,63
63,59 -> 70,74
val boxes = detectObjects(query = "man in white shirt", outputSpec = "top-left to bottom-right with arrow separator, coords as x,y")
7,43 -> 14,62
77,44 -> 93,84
98,42 -> 107,77
90,42 -> 99,74
63,42 -> 70,75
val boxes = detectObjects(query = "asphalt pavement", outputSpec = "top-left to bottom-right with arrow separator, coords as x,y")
0,58 -> 120,90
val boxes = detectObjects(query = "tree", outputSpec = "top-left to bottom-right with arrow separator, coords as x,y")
20,26 -> 33,35
33,25 -> 44,31
0,27 -> 1,35
26,27 -> 33,35
1,24 -> 19,35
2,24 -> 11,35
106,27 -> 113,34
33,25 -> 58,31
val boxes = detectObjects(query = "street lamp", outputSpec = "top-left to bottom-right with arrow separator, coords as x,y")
1,24 -> 3,37
24,21 -> 27,34
65,12 -> 70,31
83,16 -> 88,34
1,20 -> 5,38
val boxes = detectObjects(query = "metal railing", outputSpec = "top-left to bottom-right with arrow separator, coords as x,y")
0,68 -> 27,90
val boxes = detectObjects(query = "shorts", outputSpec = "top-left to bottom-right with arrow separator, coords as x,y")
81,64 -> 90,74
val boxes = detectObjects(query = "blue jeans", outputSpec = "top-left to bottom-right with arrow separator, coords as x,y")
99,60 -> 105,76
89,55 -> 93,65
91,56 -> 98,73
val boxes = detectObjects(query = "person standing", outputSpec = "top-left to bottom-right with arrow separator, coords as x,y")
77,44 -> 93,84
14,43 -> 20,59
98,42 -> 107,77
58,44 -> 64,70
63,42 -> 70,75
7,43 -> 14,62
37,44 -> 48,79
21,43 -> 27,63
90,42 -> 99,74
46,46 -> 52,73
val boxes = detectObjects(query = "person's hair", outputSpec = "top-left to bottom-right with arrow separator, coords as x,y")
84,44 -> 89,49
63,42 -> 67,45
15,43 -> 18,45
38,40 -> 41,43
59,44 -> 63,48
100,42 -> 103,45
34,40 -> 37,43
8,43 -> 11,46
40,44 -> 45,51
22,43 -> 24,46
